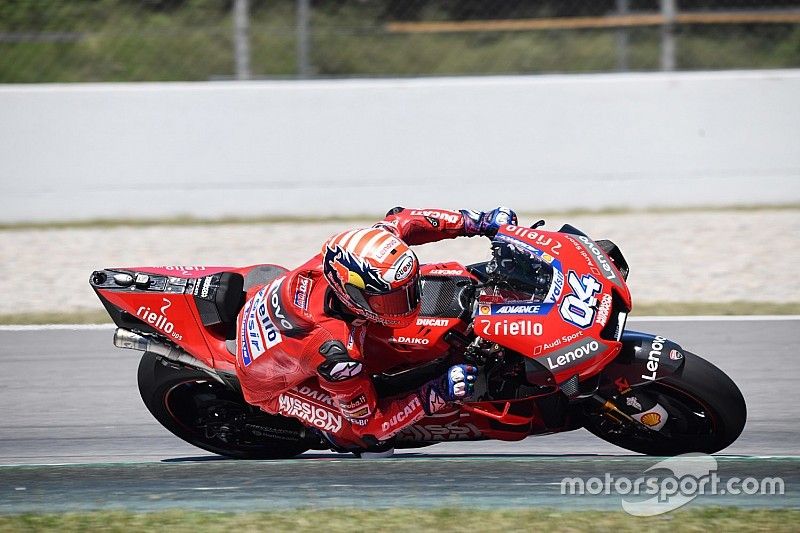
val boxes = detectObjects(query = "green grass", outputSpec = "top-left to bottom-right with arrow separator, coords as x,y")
632,301 -> 800,316
1,1 -> 799,82
0,214 -> 381,232
0,508 -> 797,532
1,301 -> 798,326
0,310 -> 112,326
0,203 -> 797,232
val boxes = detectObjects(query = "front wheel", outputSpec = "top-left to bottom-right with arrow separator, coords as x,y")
584,351 -> 746,455
137,352 -> 310,459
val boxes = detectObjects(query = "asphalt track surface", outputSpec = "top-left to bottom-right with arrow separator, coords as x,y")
1,318 -> 798,512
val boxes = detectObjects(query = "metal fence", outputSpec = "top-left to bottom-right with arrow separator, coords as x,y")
2,0 -> 799,82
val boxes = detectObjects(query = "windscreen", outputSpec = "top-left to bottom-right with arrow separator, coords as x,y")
484,241 -> 555,302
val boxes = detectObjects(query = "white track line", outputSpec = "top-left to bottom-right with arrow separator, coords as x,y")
0,324 -> 116,332
1,315 -> 798,332
627,315 -> 800,322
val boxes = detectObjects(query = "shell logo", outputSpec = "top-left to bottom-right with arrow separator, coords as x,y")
478,305 -> 491,316
640,412 -> 662,427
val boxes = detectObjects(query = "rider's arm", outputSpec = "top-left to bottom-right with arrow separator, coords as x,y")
311,330 -> 426,442
374,206 -> 517,246
311,334 -> 479,443
321,371 -> 426,442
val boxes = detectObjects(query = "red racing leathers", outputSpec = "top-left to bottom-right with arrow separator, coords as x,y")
234,207 -> 474,447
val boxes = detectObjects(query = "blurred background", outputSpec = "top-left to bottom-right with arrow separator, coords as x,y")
2,0 -> 800,81
2,1 -> 799,224
0,0 -> 798,315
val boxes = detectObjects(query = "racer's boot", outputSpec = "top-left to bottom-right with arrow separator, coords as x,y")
319,430 -> 395,458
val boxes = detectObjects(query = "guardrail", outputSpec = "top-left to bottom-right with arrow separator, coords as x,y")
386,8 -> 800,72
386,10 -> 800,33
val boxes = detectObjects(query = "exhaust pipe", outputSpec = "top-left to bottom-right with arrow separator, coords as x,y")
113,328 -> 225,384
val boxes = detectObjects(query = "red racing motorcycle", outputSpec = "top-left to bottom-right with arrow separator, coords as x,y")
90,222 -> 746,458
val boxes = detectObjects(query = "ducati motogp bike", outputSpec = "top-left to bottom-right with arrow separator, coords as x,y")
90,222 -> 746,458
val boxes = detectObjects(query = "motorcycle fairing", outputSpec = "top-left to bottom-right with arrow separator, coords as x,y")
474,225 -> 633,385
126,266 -> 229,278
363,262 -> 477,368
93,272 -> 214,361
597,331 -> 687,397
394,389 -> 576,444
91,264 -> 282,371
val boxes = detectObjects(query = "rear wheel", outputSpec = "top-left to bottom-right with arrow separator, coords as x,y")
584,351 -> 746,455
138,352 -> 310,459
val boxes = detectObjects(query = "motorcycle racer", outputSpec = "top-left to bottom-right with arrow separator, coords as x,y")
235,207 -> 516,450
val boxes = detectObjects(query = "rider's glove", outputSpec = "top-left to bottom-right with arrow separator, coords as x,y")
420,364 -> 478,415
461,207 -> 518,237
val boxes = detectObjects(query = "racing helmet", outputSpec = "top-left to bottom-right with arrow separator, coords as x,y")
322,227 -> 421,327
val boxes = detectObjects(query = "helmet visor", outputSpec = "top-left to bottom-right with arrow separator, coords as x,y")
353,279 -> 420,317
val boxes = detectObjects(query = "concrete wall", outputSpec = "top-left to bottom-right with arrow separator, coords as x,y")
1,70 -> 798,222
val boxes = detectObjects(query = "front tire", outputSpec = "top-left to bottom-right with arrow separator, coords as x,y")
138,352 -> 310,459
585,351 -> 746,455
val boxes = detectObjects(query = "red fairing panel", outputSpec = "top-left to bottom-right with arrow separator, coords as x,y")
394,406 -> 485,444
474,225 -> 632,385
128,266 -> 231,278
360,262 -> 476,369
97,264 -> 291,370
98,289 -> 213,363
395,392 -> 566,444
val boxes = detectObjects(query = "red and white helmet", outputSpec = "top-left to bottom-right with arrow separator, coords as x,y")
321,227 -> 421,327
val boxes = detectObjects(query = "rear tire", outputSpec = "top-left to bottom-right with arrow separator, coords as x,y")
585,351 -> 746,455
138,352 -> 310,459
